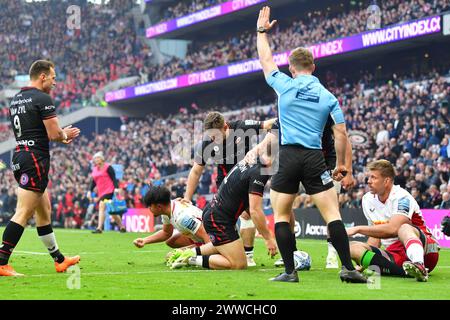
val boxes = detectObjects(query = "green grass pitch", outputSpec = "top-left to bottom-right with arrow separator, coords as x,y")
1,227 -> 449,300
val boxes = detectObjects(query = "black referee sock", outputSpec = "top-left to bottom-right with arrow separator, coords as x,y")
327,220 -> 355,271
37,225 -> 65,264
291,232 -> 298,251
0,221 -> 24,266
275,222 -> 296,274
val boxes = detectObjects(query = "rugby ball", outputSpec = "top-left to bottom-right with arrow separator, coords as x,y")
294,250 -> 311,271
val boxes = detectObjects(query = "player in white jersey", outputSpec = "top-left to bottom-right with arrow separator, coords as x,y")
133,186 -> 210,251
347,160 -> 439,282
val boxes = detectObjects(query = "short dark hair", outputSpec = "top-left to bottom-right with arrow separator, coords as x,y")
143,186 -> 171,207
204,112 -> 225,130
29,60 -> 55,80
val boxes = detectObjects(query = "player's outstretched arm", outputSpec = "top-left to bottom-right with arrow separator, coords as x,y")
43,117 -> 80,143
184,162 -> 205,201
257,6 -> 278,78
249,194 -> 277,257
133,224 -> 174,248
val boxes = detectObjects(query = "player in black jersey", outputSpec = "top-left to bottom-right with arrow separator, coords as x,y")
184,111 -> 275,266
0,60 -> 81,277
171,144 -> 277,270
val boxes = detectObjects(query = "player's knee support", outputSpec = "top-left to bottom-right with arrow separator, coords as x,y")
239,216 -> 255,229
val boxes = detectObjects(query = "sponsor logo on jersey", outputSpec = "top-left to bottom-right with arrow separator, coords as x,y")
20,173 -> 29,186
11,162 -> 20,171
180,215 -> 197,232
253,179 -> 265,187
44,105 -> 55,110
244,120 -> 259,126
11,97 -> 32,106
398,197 -> 410,214
16,139 -> 35,147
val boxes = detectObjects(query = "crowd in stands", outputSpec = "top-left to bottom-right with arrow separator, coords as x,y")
145,0 -> 450,82
0,0 -> 152,123
1,67 -> 449,228
152,0 -> 228,25
2,0 -> 449,142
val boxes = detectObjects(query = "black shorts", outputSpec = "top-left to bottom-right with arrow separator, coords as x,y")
325,156 -> 336,172
98,193 -> 114,202
271,145 -> 334,195
12,151 -> 50,193
202,205 -> 239,246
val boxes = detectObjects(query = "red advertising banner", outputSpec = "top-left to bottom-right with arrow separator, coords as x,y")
422,209 -> 450,249
123,208 -> 155,233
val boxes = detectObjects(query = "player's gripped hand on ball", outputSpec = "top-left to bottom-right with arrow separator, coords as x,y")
257,6 -> 277,31
133,238 -> 145,248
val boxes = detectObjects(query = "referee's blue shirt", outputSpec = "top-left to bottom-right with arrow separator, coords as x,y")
266,70 -> 345,149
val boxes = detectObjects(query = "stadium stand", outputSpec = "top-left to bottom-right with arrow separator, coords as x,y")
151,0 -> 229,25
0,0 -> 449,229
1,67 -> 448,227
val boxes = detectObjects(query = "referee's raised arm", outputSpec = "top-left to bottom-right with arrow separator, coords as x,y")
256,6 -> 278,78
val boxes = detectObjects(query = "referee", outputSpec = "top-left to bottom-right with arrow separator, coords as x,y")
256,7 -> 366,283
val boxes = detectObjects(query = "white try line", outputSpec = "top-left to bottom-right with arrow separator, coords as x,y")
27,267 -> 282,278
14,249 -> 170,256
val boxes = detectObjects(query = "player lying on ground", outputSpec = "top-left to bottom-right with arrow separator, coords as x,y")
347,160 -> 440,282
168,146 -> 277,270
0,60 -> 81,276
133,186 -> 210,252
184,111 -> 276,267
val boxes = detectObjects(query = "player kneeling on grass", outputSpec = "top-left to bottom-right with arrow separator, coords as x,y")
346,160 -> 439,282
169,146 -> 277,270
133,186 -> 210,255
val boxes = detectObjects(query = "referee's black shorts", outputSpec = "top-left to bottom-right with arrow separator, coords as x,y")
202,205 -> 239,247
271,145 -> 334,195
12,151 -> 50,193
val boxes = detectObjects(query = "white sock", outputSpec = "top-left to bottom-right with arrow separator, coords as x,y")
327,241 -> 337,256
405,239 -> 424,264
39,233 -> 59,253
191,248 -> 198,256
188,256 -> 203,267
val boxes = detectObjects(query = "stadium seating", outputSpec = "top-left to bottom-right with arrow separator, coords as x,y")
1,68 -> 448,227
